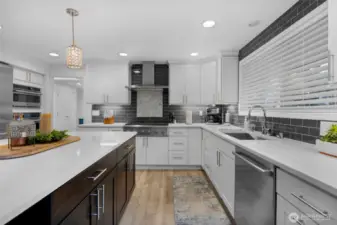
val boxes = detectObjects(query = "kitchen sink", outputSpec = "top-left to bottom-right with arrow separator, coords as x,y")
222,132 -> 267,140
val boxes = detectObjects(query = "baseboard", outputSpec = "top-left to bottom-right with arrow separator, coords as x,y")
202,170 -> 237,225
136,165 -> 202,170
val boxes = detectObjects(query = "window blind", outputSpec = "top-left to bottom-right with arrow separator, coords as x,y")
239,4 -> 335,117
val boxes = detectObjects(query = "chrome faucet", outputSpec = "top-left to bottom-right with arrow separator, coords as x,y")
247,105 -> 268,134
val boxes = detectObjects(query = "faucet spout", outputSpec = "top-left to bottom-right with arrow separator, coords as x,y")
247,105 -> 268,134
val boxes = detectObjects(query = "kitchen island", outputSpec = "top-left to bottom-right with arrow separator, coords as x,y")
0,131 -> 137,225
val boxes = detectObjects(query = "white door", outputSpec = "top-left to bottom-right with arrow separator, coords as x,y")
30,73 -> 44,86
136,137 -> 146,165
185,65 -> 201,105
201,61 -> 217,104
54,84 -> 77,131
146,137 -> 168,165
169,65 -> 186,105
188,128 -> 202,165
218,151 -> 235,216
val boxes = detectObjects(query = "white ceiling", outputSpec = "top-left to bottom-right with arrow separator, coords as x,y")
0,0 -> 297,65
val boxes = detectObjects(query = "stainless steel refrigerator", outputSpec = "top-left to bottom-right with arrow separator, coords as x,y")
0,63 -> 13,139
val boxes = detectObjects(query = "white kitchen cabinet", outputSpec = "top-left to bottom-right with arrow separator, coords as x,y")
13,68 -> 44,87
188,128 -> 202,165
201,61 -> 217,104
217,150 -> 235,215
329,0 -> 337,81
84,63 -> 130,104
146,137 -> 169,165
220,56 -> 238,104
169,65 -> 187,105
169,64 -> 201,105
136,137 -> 146,165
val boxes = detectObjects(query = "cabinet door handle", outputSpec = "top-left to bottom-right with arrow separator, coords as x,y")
90,189 -> 101,220
127,144 -> 135,150
107,95 -> 109,102
87,168 -> 107,181
100,184 -> 105,213
291,193 -> 329,218
186,95 -> 188,104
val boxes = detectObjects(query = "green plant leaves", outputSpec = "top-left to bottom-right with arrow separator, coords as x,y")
320,124 -> 337,144
27,130 -> 69,145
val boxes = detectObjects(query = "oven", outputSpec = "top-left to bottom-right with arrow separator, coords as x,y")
13,84 -> 41,108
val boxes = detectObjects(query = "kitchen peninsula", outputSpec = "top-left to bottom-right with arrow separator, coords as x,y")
0,131 -> 137,225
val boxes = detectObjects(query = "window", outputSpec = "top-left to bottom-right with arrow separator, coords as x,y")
239,3 -> 336,120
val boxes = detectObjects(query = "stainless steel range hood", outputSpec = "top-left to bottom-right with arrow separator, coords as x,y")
125,62 -> 169,90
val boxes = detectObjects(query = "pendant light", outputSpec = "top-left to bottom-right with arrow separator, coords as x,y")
66,8 -> 82,69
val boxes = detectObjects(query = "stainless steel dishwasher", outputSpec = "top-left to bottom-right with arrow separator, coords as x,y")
233,147 -> 275,225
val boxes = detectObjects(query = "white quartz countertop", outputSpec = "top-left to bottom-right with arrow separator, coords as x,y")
78,123 -> 126,128
169,123 -> 337,197
0,131 -> 137,225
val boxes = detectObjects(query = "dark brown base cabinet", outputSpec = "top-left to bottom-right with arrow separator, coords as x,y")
7,138 -> 136,225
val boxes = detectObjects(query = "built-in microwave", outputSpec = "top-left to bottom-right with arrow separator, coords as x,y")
13,84 -> 41,108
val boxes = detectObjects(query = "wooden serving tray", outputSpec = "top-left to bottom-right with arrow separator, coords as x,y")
0,136 -> 81,159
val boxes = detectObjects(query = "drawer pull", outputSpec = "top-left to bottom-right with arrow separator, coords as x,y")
173,142 -> 184,145
173,132 -> 182,134
173,157 -> 183,160
127,144 -> 135,150
291,193 -> 329,218
88,168 -> 107,181
296,219 -> 305,225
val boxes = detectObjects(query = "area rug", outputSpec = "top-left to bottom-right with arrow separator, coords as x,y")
173,176 -> 231,225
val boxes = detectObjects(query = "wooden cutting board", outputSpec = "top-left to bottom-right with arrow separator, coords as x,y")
0,136 -> 81,159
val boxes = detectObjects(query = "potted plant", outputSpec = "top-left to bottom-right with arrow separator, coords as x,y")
316,124 -> 337,156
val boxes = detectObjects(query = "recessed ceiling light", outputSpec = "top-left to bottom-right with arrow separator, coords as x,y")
190,52 -> 199,57
203,20 -> 216,28
119,52 -> 128,57
249,20 -> 260,27
49,52 -> 59,57
0,25 -> 2,30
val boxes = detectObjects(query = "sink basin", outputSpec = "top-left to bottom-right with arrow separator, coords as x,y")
222,132 -> 267,140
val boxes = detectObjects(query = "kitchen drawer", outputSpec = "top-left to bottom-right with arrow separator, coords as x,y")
169,151 -> 187,165
169,137 -> 188,151
277,194 -> 317,225
117,137 -> 136,161
169,128 -> 188,136
277,169 -> 337,224
217,137 -> 235,160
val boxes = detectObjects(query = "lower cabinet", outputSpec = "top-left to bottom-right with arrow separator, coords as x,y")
127,149 -> 136,198
136,137 -> 169,165
116,157 -> 128,223
202,131 -> 235,216
60,170 -> 116,225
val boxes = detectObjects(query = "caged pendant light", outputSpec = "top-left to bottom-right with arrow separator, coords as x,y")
66,8 -> 82,69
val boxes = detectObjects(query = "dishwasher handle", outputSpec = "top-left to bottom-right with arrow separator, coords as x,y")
233,152 -> 273,175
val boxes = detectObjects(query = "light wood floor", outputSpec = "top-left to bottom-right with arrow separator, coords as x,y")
119,170 -> 204,225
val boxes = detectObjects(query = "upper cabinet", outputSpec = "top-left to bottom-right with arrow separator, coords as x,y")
84,63 -> 130,105
169,64 -> 201,105
201,61 -> 217,105
219,56 -> 239,104
13,68 -> 44,87
170,56 -> 238,106
329,0 -> 337,80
